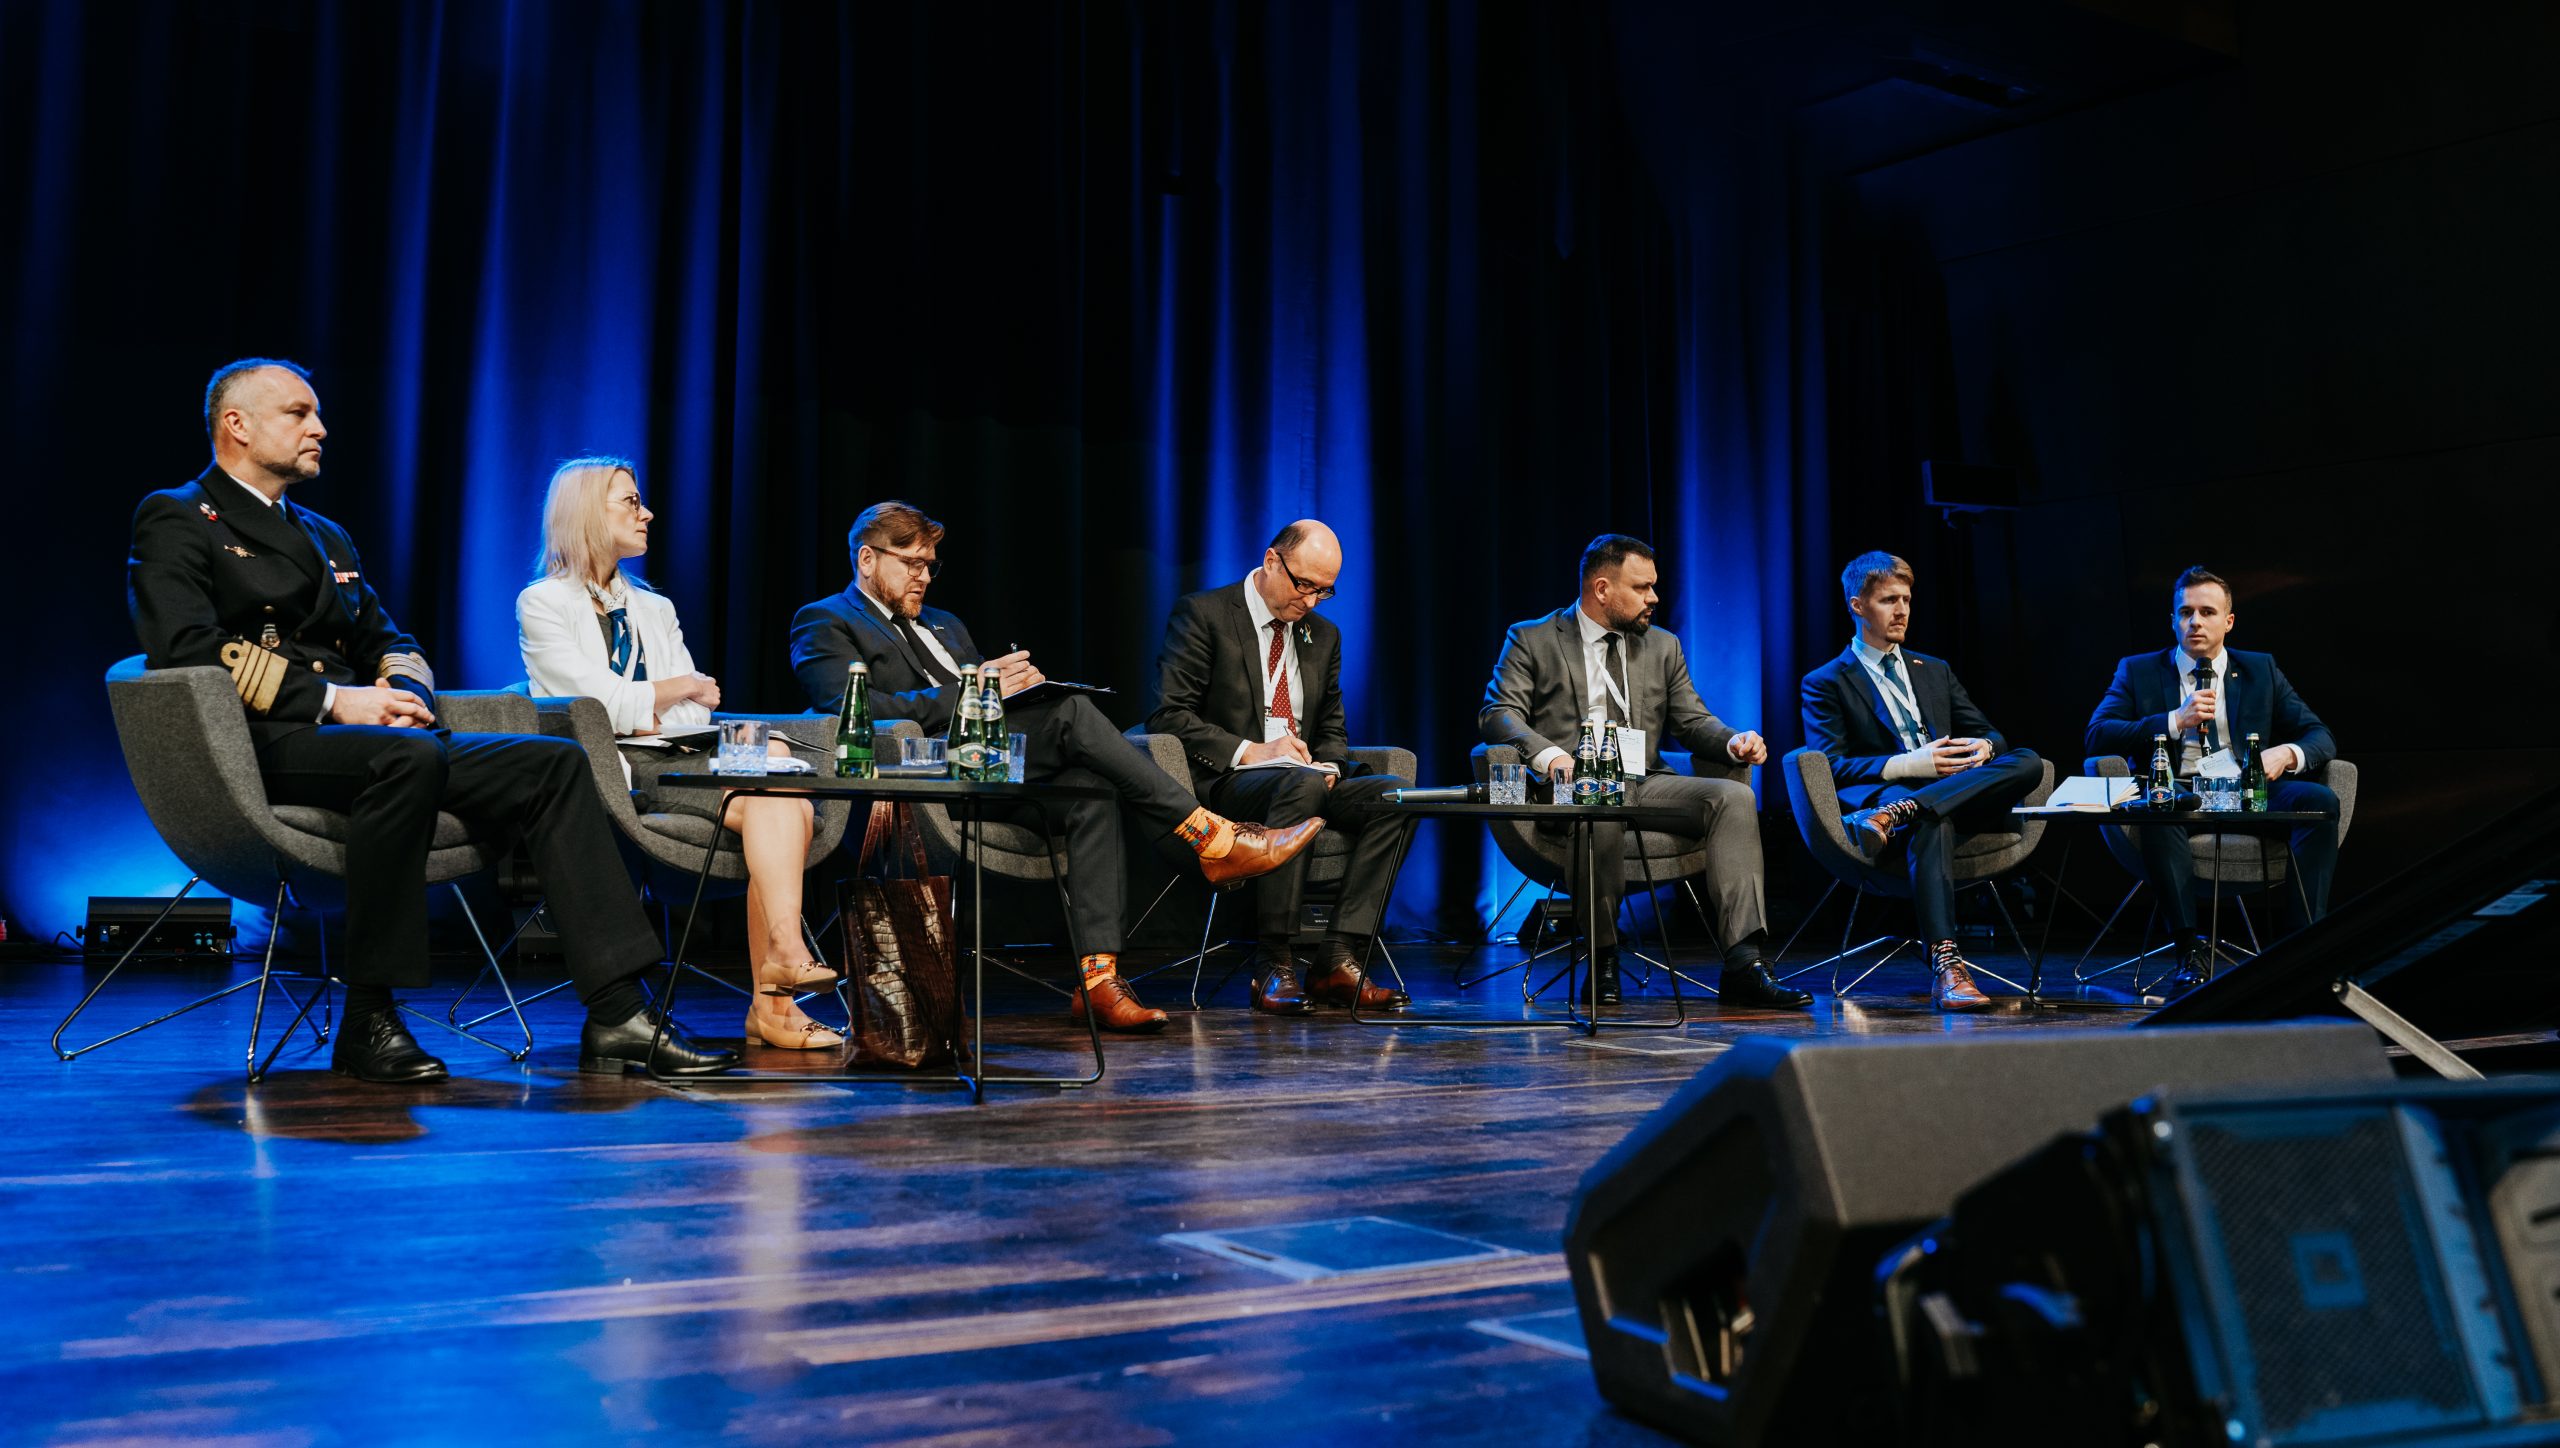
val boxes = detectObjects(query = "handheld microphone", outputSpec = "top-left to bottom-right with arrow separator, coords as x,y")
1390,784 -> 1486,804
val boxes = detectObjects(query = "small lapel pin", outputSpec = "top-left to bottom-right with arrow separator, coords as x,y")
198,502 -> 220,521
224,544 -> 253,558
1297,622 -> 1313,645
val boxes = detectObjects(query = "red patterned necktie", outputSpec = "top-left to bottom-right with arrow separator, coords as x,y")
1266,619 -> 1295,732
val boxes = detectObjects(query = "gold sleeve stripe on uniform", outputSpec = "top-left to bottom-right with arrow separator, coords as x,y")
219,639 -> 287,716
376,651 -> 435,691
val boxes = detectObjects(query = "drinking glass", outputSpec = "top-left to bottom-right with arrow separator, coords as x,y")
713,718 -> 771,776
1488,761 -> 1528,806
1006,732 -> 1027,784
900,736 -> 949,777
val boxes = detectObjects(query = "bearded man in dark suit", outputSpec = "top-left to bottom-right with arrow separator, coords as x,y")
1145,520 -> 1415,1016
129,359 -> 736,1082
788,501 -> 1320,1032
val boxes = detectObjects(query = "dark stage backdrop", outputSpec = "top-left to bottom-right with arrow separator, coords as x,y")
9,0 -> 2555,950
0,0 -> 1826,941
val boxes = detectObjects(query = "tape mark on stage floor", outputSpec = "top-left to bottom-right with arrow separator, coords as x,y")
770,1251 -> 1572,1365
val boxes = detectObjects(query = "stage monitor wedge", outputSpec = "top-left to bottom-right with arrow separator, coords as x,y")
2143,782 -> 2560,1059
1563,1022 -> 2390,1447
1889,1080 -> 2560,1448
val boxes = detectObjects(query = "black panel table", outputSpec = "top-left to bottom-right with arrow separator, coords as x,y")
655,772 -> 1116,1101
1354,799 -> 1697,1034
2011,805 -> 2339,998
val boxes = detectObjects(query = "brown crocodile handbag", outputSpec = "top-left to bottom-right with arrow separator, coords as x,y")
838,802 -> 963,1069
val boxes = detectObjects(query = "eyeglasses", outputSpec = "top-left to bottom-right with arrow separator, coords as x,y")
612,493 -> 649,516
869,545 -> 944,580
1273,550 -> 1336,602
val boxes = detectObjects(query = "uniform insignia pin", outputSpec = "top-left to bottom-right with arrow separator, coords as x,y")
199,502 -> 220,521
225,545 -> 253,558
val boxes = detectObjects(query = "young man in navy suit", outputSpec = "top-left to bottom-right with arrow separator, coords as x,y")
2084,565 -> 2339,991
788,501 -> 1320,1032
1800,552 -> 2043,1011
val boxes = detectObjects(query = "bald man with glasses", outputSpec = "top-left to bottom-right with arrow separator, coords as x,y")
1147,520 -> 1415,1016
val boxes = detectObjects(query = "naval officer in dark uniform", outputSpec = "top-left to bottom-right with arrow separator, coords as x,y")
128,358 -> 735,1082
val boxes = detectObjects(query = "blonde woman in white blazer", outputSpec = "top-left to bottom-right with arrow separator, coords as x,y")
518,457 -> 841,1050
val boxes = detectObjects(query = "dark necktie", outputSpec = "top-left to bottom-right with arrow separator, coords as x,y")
1266,620 -> 1296,732
1879,651 -> 1928,749
2191,662 -> 2219,755
1603,632 -> 1631,720
892,611 -> 958,687
605,608 -> 648,681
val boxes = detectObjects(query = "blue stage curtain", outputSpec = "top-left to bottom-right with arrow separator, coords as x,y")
0,0 -> 1824,940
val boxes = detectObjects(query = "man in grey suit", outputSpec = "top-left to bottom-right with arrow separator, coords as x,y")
1480,534 -> 1809,1010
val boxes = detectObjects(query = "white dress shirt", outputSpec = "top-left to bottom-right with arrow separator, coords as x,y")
862,586 -> 965,679
2176,648 -> 2306,777
1234,571 -> 1307,766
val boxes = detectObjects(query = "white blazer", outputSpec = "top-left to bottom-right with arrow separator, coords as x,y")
516,575 -> 713,737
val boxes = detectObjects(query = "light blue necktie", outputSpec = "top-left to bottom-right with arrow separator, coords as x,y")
1879,652 -> 1927,749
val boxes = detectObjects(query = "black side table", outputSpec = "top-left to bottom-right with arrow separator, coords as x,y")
2011,805 -> 2338,997
1353,799 -> 1698,1034
656,772 -> 1115,1101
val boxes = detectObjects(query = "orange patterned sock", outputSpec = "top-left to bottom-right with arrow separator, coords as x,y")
1173,807 -> 1236,859
1080,953 -> 1119,985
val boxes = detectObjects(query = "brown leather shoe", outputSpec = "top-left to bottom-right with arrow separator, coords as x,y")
1249,952 -> 1316,1016
1929,940 -> 1993,1012
1305,941 -> 1409,1012
1199,818 -> 1326,891
1070,973 -> 1170,1034
1845,798 -> 1923,852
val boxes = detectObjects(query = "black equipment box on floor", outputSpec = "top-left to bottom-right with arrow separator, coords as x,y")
83,895 -> 234,957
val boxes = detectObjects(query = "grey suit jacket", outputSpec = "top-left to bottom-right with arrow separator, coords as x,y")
1478,604 -> 1738,772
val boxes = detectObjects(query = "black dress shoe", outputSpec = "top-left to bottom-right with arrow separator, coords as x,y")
1718,960 -> 1813,1011
579,1010 -> 741,1077
330,1007 -> 449,1084
1249,951 -> 1315,1016
1591,950 -> 1623,1006
2163,938 -> 2214,997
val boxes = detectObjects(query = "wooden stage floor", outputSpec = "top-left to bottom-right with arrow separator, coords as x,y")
3,940 -> 2152,1445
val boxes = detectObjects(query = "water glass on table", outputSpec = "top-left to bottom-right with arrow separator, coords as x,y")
901,736 -> 949,777
2198,774 -> 2242,813
1488,761 -> 1528,806
1006,732 -> 1027,784
714,718 -> 771,776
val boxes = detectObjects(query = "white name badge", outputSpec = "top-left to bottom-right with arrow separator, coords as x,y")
1263,718 -> 1295,743
1616,726 -> 1647,777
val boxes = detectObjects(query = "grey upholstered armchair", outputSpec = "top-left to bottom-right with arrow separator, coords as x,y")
59,656 -> 532,1079
1467,742 -> 1737,997
1122,730 -> 1419,1008
1779,746 -> 2055,996
492,695 -> 860,1014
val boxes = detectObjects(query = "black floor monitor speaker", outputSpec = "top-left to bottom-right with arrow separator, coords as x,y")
1563,1022 -> 2392,1446
1888,1080 -> 2560,1447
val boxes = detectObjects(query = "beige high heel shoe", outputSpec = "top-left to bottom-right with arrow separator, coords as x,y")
759,959 -> 840,990
744,994 -> 846,1051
